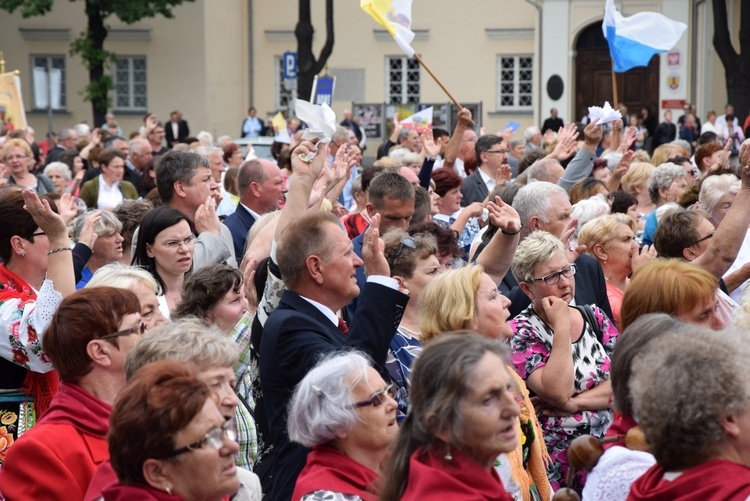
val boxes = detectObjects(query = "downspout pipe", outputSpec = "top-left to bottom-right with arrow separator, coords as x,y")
248,0 -> 255,108
691,0 -> 706,105
525,0 -> 542,124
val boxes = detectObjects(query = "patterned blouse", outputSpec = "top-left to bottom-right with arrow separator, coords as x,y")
385,326 -> 423,421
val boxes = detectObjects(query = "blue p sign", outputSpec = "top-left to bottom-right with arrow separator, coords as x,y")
283,51 -> 297,79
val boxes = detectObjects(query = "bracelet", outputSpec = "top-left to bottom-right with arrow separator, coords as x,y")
500,223 -> 522,236
47,247 -> 72,256
425,156 -> 437,162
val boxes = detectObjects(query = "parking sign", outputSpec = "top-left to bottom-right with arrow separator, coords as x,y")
283,51 -> 297,79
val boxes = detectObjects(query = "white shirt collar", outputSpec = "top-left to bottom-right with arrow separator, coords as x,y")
298,295 -> 339,327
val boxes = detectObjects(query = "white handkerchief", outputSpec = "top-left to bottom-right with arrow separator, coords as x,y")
296,100 -> 337,143
588,101 -> 622,125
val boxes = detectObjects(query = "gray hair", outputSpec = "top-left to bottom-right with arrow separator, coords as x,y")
124,318 -> 239,380
193,145 -> 223,159
86,262 -> 158,293
509,138 -> 524,149
332,126 -> 350,145
72,209 -> 122,239
630,327 -> 750,470
58,128 -> 76,141
196,130 -> 214,147
699,173 -> 740,215
647,162 -> 687,203
571,194 -> 610,237
512,181 -> 568,237
43,161 -> 72,182
128,137 -> 150,156
524,126 -> 540,142
511,230 -> 566,283
73,123 -> 90,139
287,351 -> 372,447
526,158 -> 563,184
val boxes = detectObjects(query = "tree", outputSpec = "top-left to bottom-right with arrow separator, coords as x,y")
713,0 -> 750,125
0,0 -> 191,126
295,0 -> 334,105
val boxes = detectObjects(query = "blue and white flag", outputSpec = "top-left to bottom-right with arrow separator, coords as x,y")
603,0 -> 687,73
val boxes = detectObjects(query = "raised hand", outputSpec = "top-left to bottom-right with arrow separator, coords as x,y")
487,196 -> 520,234
291,140 -> 328,181
421,128 -> 441,158
362,214 -> 389,277
194,195 -> 221,235
22,190 -> 68,243
583,118 -> 603,150
542,295 -> 571,329
78,210 -> 101,249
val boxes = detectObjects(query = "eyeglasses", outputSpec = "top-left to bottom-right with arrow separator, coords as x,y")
161,235 -> 196,249
100,322 -> 146,340
31,231 -> 46,237
395,237 -> 416,257
530,264 -> 577,286
5,155 -> 28,161
690,231 -> 715,247
485,149 -> 509,155
166,419 -> 237,458
346,384 -> 396,409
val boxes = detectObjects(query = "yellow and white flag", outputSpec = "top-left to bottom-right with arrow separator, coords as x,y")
272,112 -> 291,144
0,72 -> 27,130
361,0 -> 415,58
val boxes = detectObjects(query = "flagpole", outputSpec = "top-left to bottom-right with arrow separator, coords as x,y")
413,53 -> 463,109
611,62 -> 618,109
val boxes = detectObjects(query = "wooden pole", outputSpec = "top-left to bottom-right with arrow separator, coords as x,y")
611,62 -> 618,108
0,52 -> 5,74
413,53 -> 463,109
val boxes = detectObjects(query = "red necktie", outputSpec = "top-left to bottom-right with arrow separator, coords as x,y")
337,317 -> 349,335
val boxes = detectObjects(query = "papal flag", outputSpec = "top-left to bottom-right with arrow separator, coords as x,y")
603,0 -> 686,73
272,112 -> 291,144
361,0 -> 415,58
0,72 -> 27,130
400,106 -> 432,133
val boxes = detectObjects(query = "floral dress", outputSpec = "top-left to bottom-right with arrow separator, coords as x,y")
509,304 -> 619,493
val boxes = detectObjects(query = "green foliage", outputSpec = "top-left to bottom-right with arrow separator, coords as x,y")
69,31 -> 117,70
83,74 -> 113,114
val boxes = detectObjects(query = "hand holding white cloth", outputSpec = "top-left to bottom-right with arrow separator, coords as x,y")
588,102 -> 622,125
296,100 -> 337,143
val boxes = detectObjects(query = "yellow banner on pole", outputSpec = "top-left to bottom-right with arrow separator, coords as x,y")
0,72 -> 27,131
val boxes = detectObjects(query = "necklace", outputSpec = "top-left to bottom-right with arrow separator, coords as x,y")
398,324 -> 421,338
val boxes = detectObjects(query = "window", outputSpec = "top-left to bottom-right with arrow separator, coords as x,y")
386,56 -> 420,104
274,56 -> 293,110
497,55 -> 533,111
31,55 -> 66,110
113,57 -> 147,111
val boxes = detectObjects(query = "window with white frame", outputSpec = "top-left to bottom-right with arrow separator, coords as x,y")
497,55 -> 533,111
31,55 -> 66,110
386,56 -> 420,104
113,56 -> 147,111
274,56 -> 293,110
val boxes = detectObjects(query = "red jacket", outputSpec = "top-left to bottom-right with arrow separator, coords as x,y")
0,382 -> 111,500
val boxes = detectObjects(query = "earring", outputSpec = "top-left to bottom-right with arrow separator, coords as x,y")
444,443 -> 453,462
165,486 -> 172,495
20,252 -> 25,257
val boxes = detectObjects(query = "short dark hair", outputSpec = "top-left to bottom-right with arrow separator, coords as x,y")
0,191 -> 57,263
132,207 -> 192,292
155,150 -> 210,203
368,172 -> 415,210
431,167 -> 462,197
98,148 -> 126,168
43,287 -> 140,383
113,200 -> 153,248
652,207 -> 703,259
108,360 -> 210,485
408,220 -> 463,260
474,134 -> 503,167
410,186 -> 431,225
173,264 -> 243,320
609,190 -> 637,215
517,150 -> 546,175
698,131 -> 718,146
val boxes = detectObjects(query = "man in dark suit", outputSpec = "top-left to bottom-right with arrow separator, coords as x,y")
259,210 -> 408,501
165,110 -> 190,146
222,158 -> 287,260
476,181 -> 613,319
541,107 -> 564,134
461,134 -> 507,206
45,128 -> 77,165
340,108 -> 363,146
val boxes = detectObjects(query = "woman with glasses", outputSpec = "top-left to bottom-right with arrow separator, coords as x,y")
104,360 -> 242,501
0,189 -> 76,468
286,351 -> 397,501
132,206 -> 195,317
0,287 -> 143,500
510,231 -> 619,493
1,138 -> 56,194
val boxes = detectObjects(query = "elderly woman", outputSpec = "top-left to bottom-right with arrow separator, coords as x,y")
641,162 -> 689,245
103,361 -> 242,501
381,333 -> 519,500
132,206 -> 194,316
627,326 -> 750,499
79,148 -> 138,209
2,138 -> 55,193
431,167 -> 484,251
44,161 -> 73,195
419,265 -> 551,501
84,319 -> 261,501
578,214 -> 656,329
0,287 -> 143,500
620,259 -> 725,331
287,351 -> 397,500
509,231 -> 619,492
381,230 -> 441,419
86,263 -> 168,330
0,190 -> 75,465
73,210 -> 125,289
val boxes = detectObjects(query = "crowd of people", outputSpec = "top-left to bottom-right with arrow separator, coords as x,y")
0,99 -> 750,501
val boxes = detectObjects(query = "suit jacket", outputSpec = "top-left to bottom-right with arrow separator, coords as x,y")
460,168 -> 490,207
165,119 -> 190,145
222,204 -> 257,260
44,146 -> 66,165
499,252 -> 614,321
346,232 -> 367,318
259,284 -> 408,501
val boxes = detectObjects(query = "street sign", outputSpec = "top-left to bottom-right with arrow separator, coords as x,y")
283,51 -> 297,79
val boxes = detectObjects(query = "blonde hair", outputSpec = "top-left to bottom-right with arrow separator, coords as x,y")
511,231 -> 566,284
578,214 -> 637,256
621,162 -> 655,196
419,265 -> 484,344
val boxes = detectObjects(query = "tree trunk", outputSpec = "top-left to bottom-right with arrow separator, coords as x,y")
296,0 -> 334,105
86,0 -> 108,126
713,0 -> 750,126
